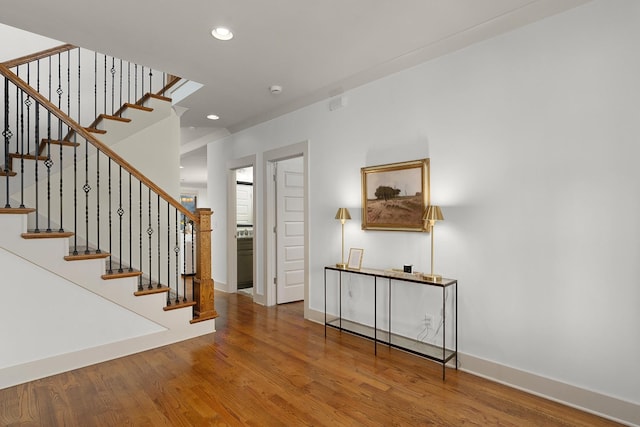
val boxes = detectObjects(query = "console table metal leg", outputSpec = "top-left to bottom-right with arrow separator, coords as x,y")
455,281 -> 458,371
324,268 -> 327,337
388,278 -> 391,349
374,277 -> 377,355
339,271 -> 343,331
442,286 -> 446,381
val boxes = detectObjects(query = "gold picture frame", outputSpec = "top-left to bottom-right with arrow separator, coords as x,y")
347,248 -> 364,270
361,158 -> 430,231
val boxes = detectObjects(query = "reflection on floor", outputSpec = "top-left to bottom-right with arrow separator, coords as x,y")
238,287 -> 253,296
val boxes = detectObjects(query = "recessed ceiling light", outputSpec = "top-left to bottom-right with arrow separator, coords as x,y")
211,27 -> 233,41
207,114 -> 220,120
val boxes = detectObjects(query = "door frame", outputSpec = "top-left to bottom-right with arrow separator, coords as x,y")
263,141 -> 309,317
226,155 -> 256,296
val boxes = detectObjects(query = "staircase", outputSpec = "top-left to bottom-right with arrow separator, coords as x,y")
0,44 -> 216,389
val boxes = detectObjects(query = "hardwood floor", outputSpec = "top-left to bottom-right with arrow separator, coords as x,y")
0,291 -> 622,426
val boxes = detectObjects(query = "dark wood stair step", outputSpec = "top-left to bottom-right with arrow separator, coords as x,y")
0,169 -> 17,177
38,139 -> 80,155
137,92 -> 171,106
64,251 -> 111,261
0,207 -> 34,214
101,270 -> 142,280
88,114 -> 132,130
8,153 -> 48,161
164,300 -> 196,311
84,127 -> 107,134
112,102 -> 154,118
134,285 -> 170,296
21,230 -> 74,239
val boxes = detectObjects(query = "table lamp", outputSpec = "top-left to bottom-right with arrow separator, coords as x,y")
423,205 -> 444,282
335,208 -> 351,269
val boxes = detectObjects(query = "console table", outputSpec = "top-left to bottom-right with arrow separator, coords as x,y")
324,266 -> 457,380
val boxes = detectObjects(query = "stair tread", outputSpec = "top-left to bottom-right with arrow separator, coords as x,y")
8,153 -> 48,161
164,300 -> 197,311
138,92 -> 171,106
88,114 -> 132,130
84,127 -> 107,134
22,230 -> 74,239
38,139 -> 82,155
134,285 -> 170,296
65,251 -> 111,261
102,270 -> 142,280
0,207 -> 36,214
0,170 -> 17,176
124,102 -> 153,112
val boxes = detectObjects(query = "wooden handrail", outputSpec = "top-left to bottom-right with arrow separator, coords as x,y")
155,74 -> 182,97
0,63 -> 198,224
1,44 -> 77,68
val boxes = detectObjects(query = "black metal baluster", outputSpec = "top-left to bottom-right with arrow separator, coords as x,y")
134,64 -> 138,103
129,173 -> 133,271
67,49 -> 70,122
45,112 -> 52,232
34,99 -> 40,232
72,131 -> 78,255
118,165 -> 124,272
141,66 -> 145,97
190,220 -> 195,295
166,200 -> 171,306
14,68 -> 19,154
2,78 -> 11,208
147,187 -> 153,289
107,159 -> 112,273
78,50 -> 89,254
19,80 -> 25,208
173,208 -> 179,305
25,63 -> 31,155
34,61 -> 40,231
148,69 -> 152,95
94,52 -> 97,121
103,54 -> 107,117
110,57 -> 115,116
157,194 -> 161,289
119,59 -> 123,116
127,62 -> 131,104
95,149 -> 101,253
84,138 -> 91,254
138,180 -> 142,291
57,53 -> 64,232
182,213 -> 187,301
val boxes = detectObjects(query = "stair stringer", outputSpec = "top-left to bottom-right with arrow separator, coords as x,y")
0,212 -> 214,389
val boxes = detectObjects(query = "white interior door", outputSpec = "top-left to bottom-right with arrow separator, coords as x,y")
276,157 -> 305,304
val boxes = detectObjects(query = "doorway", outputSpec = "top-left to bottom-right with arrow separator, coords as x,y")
235,167 -> 254,297
226,156 -> 256,298
263,141 -> 309,316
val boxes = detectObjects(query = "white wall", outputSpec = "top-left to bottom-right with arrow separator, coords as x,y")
207,0 -> 640,415
0,247 -> 164,370
0,23 -> 61,62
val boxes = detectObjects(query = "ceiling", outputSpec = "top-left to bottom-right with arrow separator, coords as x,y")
1,0 -> 588,185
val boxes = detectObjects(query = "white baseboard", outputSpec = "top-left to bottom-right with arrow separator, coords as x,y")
459,354 -> 638,427
0,320 -> 214,390
306,307 -> 637,426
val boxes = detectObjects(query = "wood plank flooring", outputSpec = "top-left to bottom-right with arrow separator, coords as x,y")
0,291 -> 622,426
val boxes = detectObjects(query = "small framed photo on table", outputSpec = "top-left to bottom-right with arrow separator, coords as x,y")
347,248 -> 364,270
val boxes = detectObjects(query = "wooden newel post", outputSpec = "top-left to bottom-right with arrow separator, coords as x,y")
192,207 -> 218,323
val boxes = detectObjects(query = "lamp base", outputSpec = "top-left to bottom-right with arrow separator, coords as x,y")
422,273 -> 442,282
336,262 -> 347,269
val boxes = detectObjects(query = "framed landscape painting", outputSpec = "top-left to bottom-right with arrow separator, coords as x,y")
361,158 -> 430,231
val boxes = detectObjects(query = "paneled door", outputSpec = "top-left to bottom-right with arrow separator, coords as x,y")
275,157 -> 305,304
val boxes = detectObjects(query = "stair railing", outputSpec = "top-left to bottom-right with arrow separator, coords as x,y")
0,52 -> 216,322
3,44 -> 178,131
